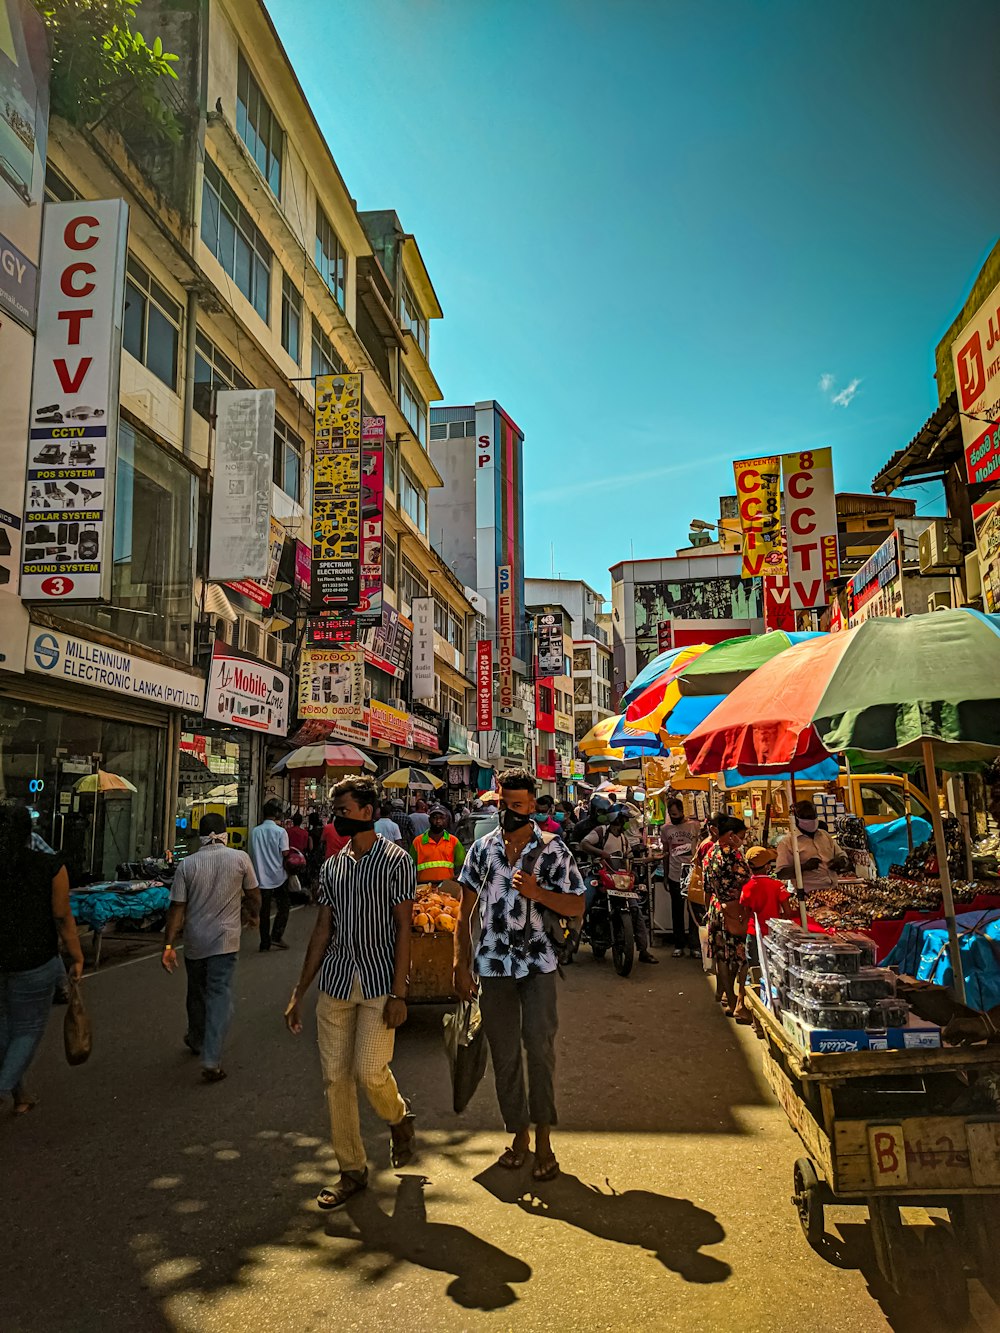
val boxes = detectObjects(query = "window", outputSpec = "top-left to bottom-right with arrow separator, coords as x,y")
44,167 -> 77,202
280,270 -> 301,364
122,258 -> 181,390
538,684 -> 554,715
384,435 -> 397,493
400,462 -> 427,533
274,416 -> 303,503
236,53 -> 283,197
383,535 -> 397,590
429,423 -> 447,441
573,647 -> 590,673
400,275 -> 428,356
433,601 -> 465,654
193,332 -> 251,420
399,368 -> 426,445
437,680 -> 466,723
315,206 -> 346,309
201,157 -> 272,322
600,653 -> 612,680
311,322 -> 345,379
574,677 -> 593,705
400,558 -> 427,610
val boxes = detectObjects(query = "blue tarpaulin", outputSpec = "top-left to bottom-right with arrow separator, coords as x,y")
867,815 -> 932,877
884,909 -> 1000,1011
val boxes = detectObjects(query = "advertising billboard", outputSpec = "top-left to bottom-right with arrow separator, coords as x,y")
733,455 -> 785,576
226,514 -> 284,608
846,530 -> 904,625
952,280 -> 1000,489
205,640 -> 289,735
781,448 -> 838,610
497,563 -> 515,711
476,639 -> 493,731
297,646 -> 364,722
410,596 -> 435,700
311,373 -> 362,611
358,414 -> 385,625
207,388 -> 274,583
535,612 -> 564,676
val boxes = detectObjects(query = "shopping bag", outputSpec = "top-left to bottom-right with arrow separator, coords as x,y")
684,861 -> 706,906
64,980 -> 92,1066
698,923 -> 716,976
442,998 -> 488,1113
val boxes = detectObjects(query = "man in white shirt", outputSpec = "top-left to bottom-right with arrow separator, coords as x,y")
375,804 -> 403,844
775,800 -> 848,895
660,797 -> 702,958
249,801 -> 290,952
580,807 -> 657,964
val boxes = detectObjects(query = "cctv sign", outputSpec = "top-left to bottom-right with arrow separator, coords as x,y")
781,448 -> 839,610
21,199 -> 129,603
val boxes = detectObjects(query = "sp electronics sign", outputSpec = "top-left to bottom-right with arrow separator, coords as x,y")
781,448 -> 838,610
497,564 -> 515,710
953,280 -> 1000,488
21,199 -> 129,603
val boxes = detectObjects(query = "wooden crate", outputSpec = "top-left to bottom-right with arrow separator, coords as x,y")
409,930 -> 457,1004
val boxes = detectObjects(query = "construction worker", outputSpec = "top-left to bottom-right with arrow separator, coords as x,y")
410,805 -> 465,888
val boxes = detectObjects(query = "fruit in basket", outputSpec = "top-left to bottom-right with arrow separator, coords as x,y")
411,887 -> 460,934
413,911 -> 433,933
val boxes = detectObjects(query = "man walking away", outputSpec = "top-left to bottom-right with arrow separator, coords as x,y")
250,801 -> 291,951
410,805 -> 465,887
285,776 -> 416,1210
455,768 -> 585,1183
409,799 -> 430,836
162,813 -> 260,1083
374,803 -> 403,845
389,799 -> 417,847
660,798 -> 703,958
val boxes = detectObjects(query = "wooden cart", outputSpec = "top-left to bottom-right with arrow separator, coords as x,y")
748,989 -> 1000,1318
407,931 -> 458,1004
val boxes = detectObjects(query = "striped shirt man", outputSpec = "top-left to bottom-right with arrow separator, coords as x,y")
317,836 -> 416,999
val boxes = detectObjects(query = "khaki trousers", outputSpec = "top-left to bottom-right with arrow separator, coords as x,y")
316,976 -> 406,1174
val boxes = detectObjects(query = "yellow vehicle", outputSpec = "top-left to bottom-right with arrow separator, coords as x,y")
731,773 -> 934,829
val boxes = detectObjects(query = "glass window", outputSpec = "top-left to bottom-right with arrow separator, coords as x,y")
400,462 -> 427,533
315,206 -> 346,310
538,684 -> 554,715
429,423 -> 447,441
574,676 -> 593,705
44,166 -> 77,202
68,422 -> 197,660
573,647 -> 590,672
236,53 -> 283,197
311,322 -> 345,379
201,157 -> 272,322
122,257 -> 181,390
400,274 -> 428,356
280,269 -> 301,364
383,535 -> 397,590
399,368 -> 426,444
193,332 -> 252,420
400,559 -> 427,610
384,435 -> 397,493
273,416 -> 303,503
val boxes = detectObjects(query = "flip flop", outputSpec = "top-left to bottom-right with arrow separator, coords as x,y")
532,1155 -> 560,1182
497,1145 -> 528,1170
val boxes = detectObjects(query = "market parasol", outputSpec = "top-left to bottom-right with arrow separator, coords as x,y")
613,644 -> 713,745
271,743 -> 376,776
577,716 -> 625,756
382,766 -> 444,791
676,629 -> 825,697
73,770 -> 137,793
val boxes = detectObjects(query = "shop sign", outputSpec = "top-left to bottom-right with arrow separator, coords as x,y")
733,455 -> 785,576
976,500 -> 1000,614
205,640 -> 288,735
536,612 -> 564,676
411,718 -> 440,753
0,0 -> 49,330
360,604 -> 412,679
781,448 -> 838,609
27,625 -> 204,710
297,647 -> 364,721
846,530 -> 903,626
358,416 -> 385,625
370,699 -> 411,746
331,707 -> 372,746
554,709 -> 574,734
497,564 -> 515,710
311,373 -> 362,611
411,596 -> 435,700
207,388 -> 274,583
476,639 -> 493,731
21,199 -> 129,603
226,515 -> 284,608
953,279 -> 1000,488
306,613 -> 356,645
294,539 -> 311,593
656,620 -> 673,653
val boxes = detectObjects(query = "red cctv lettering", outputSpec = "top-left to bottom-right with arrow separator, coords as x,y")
58,310 -> 94,344
64,216 -> 100,251
791,542 -> 816,571
53,358 -> 93,393
736,467 -> 759,493
787,470 -> 814,500
790,507 -> 816,536
60,263 -> 96,298
51,213 -> 103,396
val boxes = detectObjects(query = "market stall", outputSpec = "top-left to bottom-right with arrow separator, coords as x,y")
70,879 -> 172,968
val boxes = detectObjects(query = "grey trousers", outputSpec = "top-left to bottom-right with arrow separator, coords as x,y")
479,971 -> 559,1131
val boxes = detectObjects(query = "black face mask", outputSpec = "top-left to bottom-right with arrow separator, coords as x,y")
334,815 -> 375,837
500,807 -> 533,833
670,812 -> 685,824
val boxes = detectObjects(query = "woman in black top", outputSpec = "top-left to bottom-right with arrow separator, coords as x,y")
0,802 -> 84,1113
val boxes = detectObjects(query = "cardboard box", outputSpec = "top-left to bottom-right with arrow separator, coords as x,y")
782,1010 -> 942,1054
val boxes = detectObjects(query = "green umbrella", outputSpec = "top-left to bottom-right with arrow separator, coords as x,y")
676,630 -> 825,697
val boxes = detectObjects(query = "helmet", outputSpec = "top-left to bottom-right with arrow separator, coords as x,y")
588,794 -> 614,820
607,803 -> 629,823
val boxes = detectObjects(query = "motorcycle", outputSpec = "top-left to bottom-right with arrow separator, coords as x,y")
580,855 -> 644,977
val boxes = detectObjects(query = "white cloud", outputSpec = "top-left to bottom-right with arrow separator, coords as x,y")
832,377 -> 861,408
818,372 -> 835,393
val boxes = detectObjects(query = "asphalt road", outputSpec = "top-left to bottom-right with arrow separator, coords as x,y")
3,908 -> 1000,1333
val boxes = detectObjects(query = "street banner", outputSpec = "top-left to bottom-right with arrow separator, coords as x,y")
359,605 -> 412,679
207,388 -> 274,583
293,539 -> 311,593
657,620 -> 673,654
952,280 -> 1000,489
411,596 -> 435,700
976,500 -> 1000,614
297,646 -> 364,721
370,699 -> 411,746
477,639 -> 493,731
21,199 -> 129,603
358,415 -> 385,625
226,515 -> 284,608
311,372 -> 362,611
846,531 -> 904,625
497,564 -> 515,710
205,641 -> 289,735
781,448 -> 838,610
536,612 -> 563,676
733,455 -> 785,576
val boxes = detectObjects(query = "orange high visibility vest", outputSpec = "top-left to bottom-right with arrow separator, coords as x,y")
414,831 -> 459,883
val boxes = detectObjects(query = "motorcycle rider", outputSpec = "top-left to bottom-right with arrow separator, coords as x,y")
579,805 -> 658,964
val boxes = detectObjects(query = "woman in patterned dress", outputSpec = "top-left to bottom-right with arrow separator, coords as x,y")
704,816 -> 751,1021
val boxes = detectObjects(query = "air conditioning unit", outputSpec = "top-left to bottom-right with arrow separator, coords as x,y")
238,616 -> 264,659
281,642 -> 297,671
965,551 -> 983,603
918,520 -> 961,575
262,634 -> 282,667
927,589 -> 952,612
388,695 -> 407,712
215,617 -> 235,646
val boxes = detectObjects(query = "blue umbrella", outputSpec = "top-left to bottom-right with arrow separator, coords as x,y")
621,647 -> 690,706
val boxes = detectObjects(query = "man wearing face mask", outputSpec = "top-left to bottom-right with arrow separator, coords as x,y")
775,799 -> 848,894
455,768 -> 585,1182
659,797 -> 703,958
284,776 -> 417,1211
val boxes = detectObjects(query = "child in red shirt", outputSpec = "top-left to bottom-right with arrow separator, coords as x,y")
740,845 -> 795,947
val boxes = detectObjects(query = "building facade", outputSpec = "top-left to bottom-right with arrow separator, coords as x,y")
525,577 -> 612,751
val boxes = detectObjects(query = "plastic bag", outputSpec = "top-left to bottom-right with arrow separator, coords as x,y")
442,998 -> 488,1113
698,923 -> 716,975
64,980 -> 92,1066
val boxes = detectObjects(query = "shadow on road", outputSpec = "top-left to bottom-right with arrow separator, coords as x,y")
476,1165 -> 732,1284
320,1172 -> 531,1310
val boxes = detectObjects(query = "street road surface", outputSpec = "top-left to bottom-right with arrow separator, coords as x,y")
3,910 -> 999,1333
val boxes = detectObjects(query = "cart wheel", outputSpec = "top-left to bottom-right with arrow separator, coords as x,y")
792,1158 -> 824,1248
919,1227 -> 970,1322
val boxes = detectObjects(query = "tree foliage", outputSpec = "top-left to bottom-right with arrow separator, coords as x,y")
33,0 -> 181,143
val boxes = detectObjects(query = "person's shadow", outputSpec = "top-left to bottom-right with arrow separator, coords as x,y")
477,1166 -> 731,1284
323,1174 -> 531,1310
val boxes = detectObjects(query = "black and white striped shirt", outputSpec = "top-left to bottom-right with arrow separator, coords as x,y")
316,836 -> 416,1000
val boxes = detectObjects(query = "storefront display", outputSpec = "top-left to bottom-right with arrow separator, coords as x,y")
175,719 -> 255,856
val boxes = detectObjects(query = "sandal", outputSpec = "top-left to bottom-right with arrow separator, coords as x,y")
317,1171 -> 368,1211
13,1098 -> 38,1116
497,1144 -> 528,1170
532,1155 -> 560,1182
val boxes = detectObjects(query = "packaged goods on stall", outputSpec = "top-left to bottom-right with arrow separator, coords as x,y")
807,875 -> 985,932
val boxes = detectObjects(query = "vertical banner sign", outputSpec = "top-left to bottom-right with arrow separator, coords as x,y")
976,501 -> 1000,615
656,620 -> 674,654
497,564 -> 515,711
226,515 -> 284,607
536,613 -> 564,676
208,389 -> 275,582
781,448 -> 838,610
762,526 -> 795,630
476,639 -> 494,731
952,280 -> 1000,489
410,596 -> 436,700
733,455 -> 785,576
311,373 -> 362,611
358,415 -> 385,625
297,647 -> 364,721
21,199 -> 129,602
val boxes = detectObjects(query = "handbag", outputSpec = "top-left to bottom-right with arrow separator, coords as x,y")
283,846 -> 307,873
64,979 -> 92,1066
684,861 -> 706,906
442,998 -> 488,1112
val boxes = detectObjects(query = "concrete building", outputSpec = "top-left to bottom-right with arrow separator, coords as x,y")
525,577 -> 612,748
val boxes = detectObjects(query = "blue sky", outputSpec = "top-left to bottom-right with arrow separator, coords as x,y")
268,0 -> 1000,597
